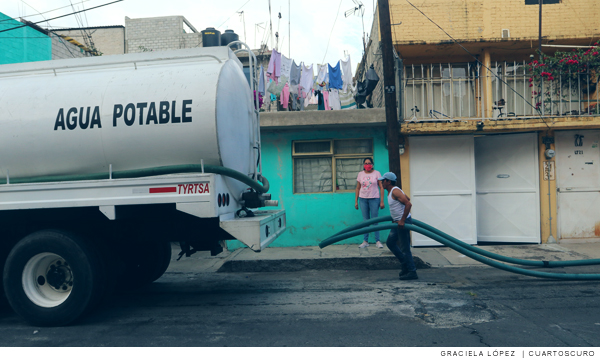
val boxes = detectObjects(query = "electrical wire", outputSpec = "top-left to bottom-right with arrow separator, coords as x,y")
404,0 -> 552,130
217,0 -> 252,30
0,0 -> 93,23
321,0 -> 344,64
0,0 -> 124,34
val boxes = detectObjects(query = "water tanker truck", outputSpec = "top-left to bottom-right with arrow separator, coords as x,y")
0,45 -> 285,326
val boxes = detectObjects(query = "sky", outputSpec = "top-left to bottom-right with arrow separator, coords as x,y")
3,0 -> 377,75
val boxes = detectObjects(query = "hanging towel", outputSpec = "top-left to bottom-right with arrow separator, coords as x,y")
280,83 -> 290,108
341,56 -> 354,93
339,90 -> 357,110
328,61 -> 343,90
267,75 -> 289,95
267,49 -> 282,84
323,90 -> 331,110
281,55 -> 292,80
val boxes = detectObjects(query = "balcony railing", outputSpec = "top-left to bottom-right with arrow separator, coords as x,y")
403,62 -> 599,122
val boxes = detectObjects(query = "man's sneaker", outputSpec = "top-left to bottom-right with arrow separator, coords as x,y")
399,271 -> 418,280
358,242 -> 369,248
398,269 -> 409,278
376,241 -> 384,248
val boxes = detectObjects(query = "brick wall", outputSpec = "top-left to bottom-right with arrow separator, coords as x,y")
0,12 -> 51,65
390,0 -> 599,44
125,16 -> 202,53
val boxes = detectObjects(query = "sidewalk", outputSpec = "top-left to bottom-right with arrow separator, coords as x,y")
166,240 -> 600,273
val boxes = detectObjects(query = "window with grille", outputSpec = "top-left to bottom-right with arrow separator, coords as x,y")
292,139 -> 374,193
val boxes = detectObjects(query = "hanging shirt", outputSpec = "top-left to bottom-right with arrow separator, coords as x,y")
289,60 -> 301,87
341,55 -> 354,93
280,55 -> 292,80
258,65 -> 266,96
267,49 -> 282,84
329,89 -> 341,110
316,64 -> 328,85
299,63 -> 314,98
328,61 -> 343,90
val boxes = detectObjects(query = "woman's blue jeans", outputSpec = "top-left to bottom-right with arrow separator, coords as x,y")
386,217 -> 416,272
359,197 -> 380,242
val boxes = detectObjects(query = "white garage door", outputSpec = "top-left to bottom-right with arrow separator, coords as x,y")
475,133 -> 540,243
555,130 -> 600,239
409,135 -> 477,246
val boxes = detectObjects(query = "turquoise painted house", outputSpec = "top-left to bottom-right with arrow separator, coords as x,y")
0,12 -> 51,65
230,110 -> 392,249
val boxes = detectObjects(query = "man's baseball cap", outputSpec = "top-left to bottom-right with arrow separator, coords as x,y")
378,172 -> 397,181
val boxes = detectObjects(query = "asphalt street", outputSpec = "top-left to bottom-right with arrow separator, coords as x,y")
0,264 -> 599,347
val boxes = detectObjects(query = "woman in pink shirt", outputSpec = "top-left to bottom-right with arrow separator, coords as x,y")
354,157 -> 385,248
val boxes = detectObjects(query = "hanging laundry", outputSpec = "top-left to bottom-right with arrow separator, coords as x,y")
329,89 -> 341,110
267,75 -> 289,95
308,89 -> 319,105
323,90 -> 331,110
253,90 -> 264,110
316,64 -> 328,86
267,49 -> 282,84
280,55 -> 292,80
280,83 -> 290,109
328,61 -> 343,90
339,90 -> 357,110
365,64 -> 380,94
290,60 -> 301,87
341,55 -> 354,93
258,65 -> 266,96
299,63 -> 314,98
315,90 -> 324,110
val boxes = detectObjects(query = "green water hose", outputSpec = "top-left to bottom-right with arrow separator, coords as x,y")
319,222 -> 600,280
0,164 -> 269,194
325,216 -> 600,268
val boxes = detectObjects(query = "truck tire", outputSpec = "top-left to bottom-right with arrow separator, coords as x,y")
118,239 -> 172,289
2,230 -> 107,326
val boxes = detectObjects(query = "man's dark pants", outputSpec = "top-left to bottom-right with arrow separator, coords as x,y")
385,217 -> 416,272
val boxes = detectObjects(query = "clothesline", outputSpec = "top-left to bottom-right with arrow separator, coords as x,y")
257,49 -> 358,111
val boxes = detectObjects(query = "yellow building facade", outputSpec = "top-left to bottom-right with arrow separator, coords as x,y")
359,0 -> 600,244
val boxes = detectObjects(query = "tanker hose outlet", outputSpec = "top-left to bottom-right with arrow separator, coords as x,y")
257,174 -> 270,193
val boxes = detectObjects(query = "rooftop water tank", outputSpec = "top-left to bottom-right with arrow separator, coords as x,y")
201,27 -> 221,47
221,30 -> 240,50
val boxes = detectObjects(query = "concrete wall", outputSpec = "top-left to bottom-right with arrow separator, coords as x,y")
390,0 -> 599,44
50,33 -> 91,59
125,16 -> 201,53
0,13 -> 51,65
53,27 -> 125,55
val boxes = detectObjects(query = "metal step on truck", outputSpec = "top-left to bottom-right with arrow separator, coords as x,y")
0,44 -> 285,326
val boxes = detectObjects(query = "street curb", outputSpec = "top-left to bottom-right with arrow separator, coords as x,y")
217,255 -> 431,272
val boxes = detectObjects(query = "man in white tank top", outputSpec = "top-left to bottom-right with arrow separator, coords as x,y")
378,172 -> 418,280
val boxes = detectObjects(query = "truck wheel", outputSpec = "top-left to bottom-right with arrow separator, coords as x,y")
119,240 -> 172,289
3,230 -> 106,326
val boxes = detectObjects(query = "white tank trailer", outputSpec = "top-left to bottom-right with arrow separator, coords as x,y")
0,46 -> 285,326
